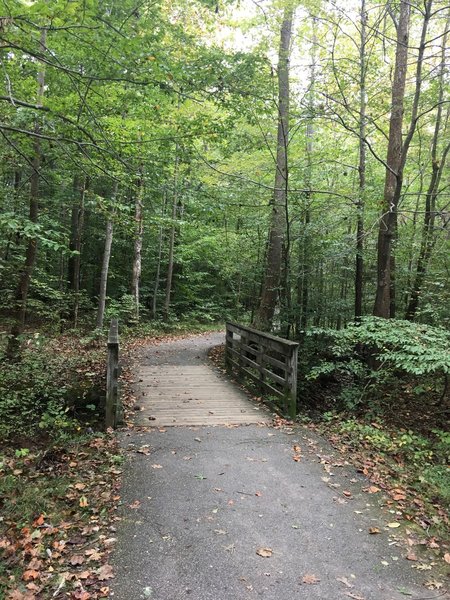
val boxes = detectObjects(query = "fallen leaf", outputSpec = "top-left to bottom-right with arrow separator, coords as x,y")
255,491 -> 262,497
369,527 -> 381,535
33,514 -> 44,527
79,496 -> 88,508
302,573 -> 320,584
405,552 -> 417,561
70,554 -> 85,565
444,553 -> 450,564
345,593 -> 366,600
22,570 -> 40,581
85,549 -> 102,561
343,491 -> 352,497
412,563 -> 432,571
97,564 -> 114,581
387,522 -> 400,528
256,547 -> 273,558
337,576 -> 353,588
129,500 -> 141,509
424,580 -> 443,590
367,486 -> 380,494
78,571 -> 91,579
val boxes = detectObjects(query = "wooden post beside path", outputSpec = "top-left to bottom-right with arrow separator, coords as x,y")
106,318 -> 120,429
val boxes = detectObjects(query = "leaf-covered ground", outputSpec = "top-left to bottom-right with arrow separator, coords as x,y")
0,435 -> 122,599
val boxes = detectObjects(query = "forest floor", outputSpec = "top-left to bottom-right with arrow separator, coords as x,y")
110,333 -> 449,600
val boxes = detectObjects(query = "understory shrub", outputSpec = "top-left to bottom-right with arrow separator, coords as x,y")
0,335 -> 104,440
306,317 -> 450,410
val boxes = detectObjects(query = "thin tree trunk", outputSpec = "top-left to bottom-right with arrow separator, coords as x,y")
68,176 -> 87,326
152,191 -> 167,319
7,29 -> 46,356
96,184 -> 118,329
253,6 -> 293,331
355,0 -> 366,320
163,150 -> 179,320
374,1 -> 432,317
131,171 -> 144,321
406,21 -> 450,319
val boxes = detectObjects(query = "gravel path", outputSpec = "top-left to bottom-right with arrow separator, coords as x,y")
111,333 -> 427,600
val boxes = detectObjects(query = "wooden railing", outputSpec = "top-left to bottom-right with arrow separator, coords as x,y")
225,322 -> 299,419
105,318 -> 121,429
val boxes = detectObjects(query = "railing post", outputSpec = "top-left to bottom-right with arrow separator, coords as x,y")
225,324 -> 233,373
286,344 -> 298,420
106,318 -> 120,429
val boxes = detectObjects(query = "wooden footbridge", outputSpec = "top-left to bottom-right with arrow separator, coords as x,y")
105,322 -> 299,428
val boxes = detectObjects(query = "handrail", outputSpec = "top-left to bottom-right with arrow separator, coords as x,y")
106,318 -> 121,429
225,321 -> 299,419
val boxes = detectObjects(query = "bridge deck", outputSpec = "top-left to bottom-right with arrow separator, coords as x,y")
132,334 -> 271,427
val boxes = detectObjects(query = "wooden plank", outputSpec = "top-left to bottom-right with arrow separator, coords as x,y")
133,348 -> 272,426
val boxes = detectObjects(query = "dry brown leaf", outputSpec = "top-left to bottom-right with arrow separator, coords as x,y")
424,580 -> 444,590
32,514 -> 44,527
129,500 -> 141,509
345,592 -> 365,600
70,554 -> 85,566
78,571 -> 91,579
97,564 -> 114,581
22,570 -> 40,582
343,490 -> 352,497
302,573 -> 320,584
337,576 -> 353,588
444,553 -> 450,564
7,591 -> 36,600
368,527 -> 381,534
85,550 -> 102,562
256,547 -> 273,558
367,486 -> 380,494
406,552 -> 417,561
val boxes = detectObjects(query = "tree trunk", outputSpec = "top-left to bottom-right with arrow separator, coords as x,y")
131,172 -> 144,321
96,184 -> 118,330
152,191 -> 167,319
405,18 -> 449,320
374,0 -> 432,317
355,0 -> 366,320
68,176 -> 87,326
253,6 -> 293,331
163,150 -> 179,320
7,29 -> 46,356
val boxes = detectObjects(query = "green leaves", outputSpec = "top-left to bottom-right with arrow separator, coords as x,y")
310,317 -> 450,377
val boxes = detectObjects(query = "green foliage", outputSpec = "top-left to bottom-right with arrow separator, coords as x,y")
0,338 -> 104,440
306,317 -> 450,409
